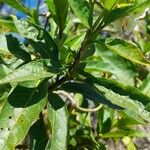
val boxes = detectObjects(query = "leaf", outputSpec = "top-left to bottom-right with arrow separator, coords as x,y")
101,129 -> 149,138
103,6 -> 134,26
48,93 -> 68,150
0,81 -> 47,149
79,72 -> 150,122
1,0 -> 31,16
103,0 -> 150,26
46,0 -> 68,30
101,0 -> 117,10
61,82 -> 123,109
95,85 -> 150,122
0,34 -> 13,56
0,65 -> 12,101
27,31 -> 60,67
139,73 -> 150,97
8,80 -> 48,107
0,59 -> 58,85
131,0 -> 150,13
65,33 -> 85,51
85,43 -> 137,85
6,34 -> 31,62
12,16 -> 39,41
104,38 -> 150,66
0,18 -> 17,32
28,117 -> 49,150
43,31 -> 60,67
81,72 -> 150,106
68,0 -> 92,28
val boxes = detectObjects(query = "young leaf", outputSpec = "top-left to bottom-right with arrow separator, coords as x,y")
46,0 -> 68,30
0,81 -> 47,149
0,59 -> 59,85
48,93 -> 68,150
1,0 -> 31,16
104,39 -> 150,66
68,0 -> 92,28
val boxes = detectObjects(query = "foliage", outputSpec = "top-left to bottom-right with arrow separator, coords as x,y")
0,0 -> 150,149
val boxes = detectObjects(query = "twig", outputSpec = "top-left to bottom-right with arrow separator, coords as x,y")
54,90 -> 102,112
43,12 -> 51,30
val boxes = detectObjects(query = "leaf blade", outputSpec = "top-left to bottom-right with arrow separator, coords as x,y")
46,0 -> 68,30
48,93 -> 68,150
68,0 -> 92,28
104,39 -> 150,66
0,59 -> 58,85
0,81 -> 47,149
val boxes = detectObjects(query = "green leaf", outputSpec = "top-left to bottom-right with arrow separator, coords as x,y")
28,117 -> 49,150
0,59 -> 58,85
0,82 -> 47,149
79,72 -> 150,122
65,33 -> 85,51
103,0 -> 150,26
12,16 -> 39,41
68,0 -> 92,28
101,129 -> 149,138
8,80 -> 48,107
48,93 -> 68,150
0,34 -> 13,56
0,18 -> 17,32
103,6 -> 134,26
139,73 -> 150,97
28,31 -> 60,67
6,34 -> 31,62
46,0 -> 68,30
81,72 -> 150,106
95,85 -> 150,122
101,0 -> 117,10
85,43 -> 137,85
0,65 -> 12,101
1,0 -> 31,16
104,38 -> 150,66
61,82 -> 123,109
43,31 -> 60,67
130,0 -> 150,13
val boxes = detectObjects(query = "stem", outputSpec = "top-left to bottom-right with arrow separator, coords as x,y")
49,10 -> 106,90
48,74 -> 69,91
44,12 -> 51,30
54,90 -> 102,112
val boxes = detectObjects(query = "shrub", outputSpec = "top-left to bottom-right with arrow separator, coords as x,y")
0,0 -> 150,149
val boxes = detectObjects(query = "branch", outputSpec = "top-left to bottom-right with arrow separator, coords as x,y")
54,90 -> 102,112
